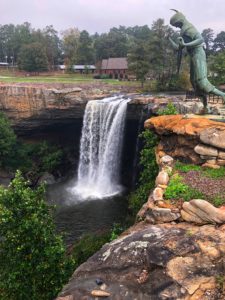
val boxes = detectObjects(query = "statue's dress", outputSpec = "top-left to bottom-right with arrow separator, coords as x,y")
182,26 -> 215,95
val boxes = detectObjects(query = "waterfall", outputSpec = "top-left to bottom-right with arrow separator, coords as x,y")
72,96 -> 130,199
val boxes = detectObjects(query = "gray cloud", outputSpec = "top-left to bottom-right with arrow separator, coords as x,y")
1,0 -> 225,34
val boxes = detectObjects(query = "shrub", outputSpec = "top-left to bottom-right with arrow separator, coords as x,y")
128,130 -> 158,215
203,166 -> 225,179
72,232 -> 110,269
164,173 -> 204,201
0,112 -> 16,167
0,171 -> 74,300
174,162 -> 201,173
157,102 -> 178,115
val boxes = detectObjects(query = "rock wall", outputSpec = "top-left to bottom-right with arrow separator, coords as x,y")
57,223 -> 225,300
145,115 -> 225,167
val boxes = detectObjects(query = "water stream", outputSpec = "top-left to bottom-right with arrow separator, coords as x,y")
47,96 -> 131,243
71,95 -> 130,199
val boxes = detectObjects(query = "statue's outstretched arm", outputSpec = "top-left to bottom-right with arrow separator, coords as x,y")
178,35 -> 204,48
169,37 -> 179,50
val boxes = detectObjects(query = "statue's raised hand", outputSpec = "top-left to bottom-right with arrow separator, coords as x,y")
178,37 -> 185,47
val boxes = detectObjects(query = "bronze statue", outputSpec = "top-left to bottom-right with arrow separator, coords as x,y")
169,10 -> 225,113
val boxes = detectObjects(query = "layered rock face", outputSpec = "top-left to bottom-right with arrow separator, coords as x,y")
0,85 -> 109,132
58,223 -> 225,300
0,84 -> 146,133
145,115 -> 225,167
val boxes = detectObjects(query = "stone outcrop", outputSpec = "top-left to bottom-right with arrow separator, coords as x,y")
181,199 -> 225,224
57,223 -> 225,300
145,115 -> 225,167
0,84 -> 111,132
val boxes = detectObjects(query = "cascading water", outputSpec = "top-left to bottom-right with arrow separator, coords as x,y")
71,95 -> 130,199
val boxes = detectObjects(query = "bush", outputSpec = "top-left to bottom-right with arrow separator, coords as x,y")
72,232 -> 110,269
157,102 -> 178,115
128,130 -> 158,215
0,171 -> 74,300
164,173 -> 204,201
0,112 -> 16,167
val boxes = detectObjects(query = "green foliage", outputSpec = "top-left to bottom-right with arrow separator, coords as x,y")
6,141 -> 63,179
210,50 -> 225,84
72,232 -> 110,269
110,223 -> 125,241
212,195 -> 225,207
128,42 -> 150,87
164,174 -> 204,201
175,162 -> 201,173
203,166 -> 225,179
0,171 -> 74,300
0,112 -> 16,167
157,102 -> 178,115
128,130 -> 158,215
18,42 -> 48,72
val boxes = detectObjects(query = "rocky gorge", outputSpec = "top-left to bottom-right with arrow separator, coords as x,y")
57,115 -> 225,300
1,83 -> 225,299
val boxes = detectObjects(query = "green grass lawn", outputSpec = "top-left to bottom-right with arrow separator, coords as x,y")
0,70 -> 138,86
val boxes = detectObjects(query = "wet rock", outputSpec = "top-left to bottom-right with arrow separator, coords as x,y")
37,172 -> 55,185
58,223 -> 225,300
181,199 -> 225,224
155,171 -> 169,186
194,144 -> 218,157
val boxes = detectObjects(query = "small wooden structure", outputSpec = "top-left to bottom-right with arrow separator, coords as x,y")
100,58 -> 128,79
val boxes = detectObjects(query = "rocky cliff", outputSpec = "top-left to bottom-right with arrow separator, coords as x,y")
58,222 -> 225,300
57,114 -> 225,300
0,84 -> 146,133
145,115 -> 225,167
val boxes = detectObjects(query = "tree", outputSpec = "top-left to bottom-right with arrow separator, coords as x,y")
0,171 -> 74,300
201,28 -> 214,56
61,27 -> 80,69
128,42 -> 150,87
18,42 -> 48,72
0,112 -> 16,167
213,31 -> 225,52
210,50 -> 225,84
94,26 -> 128,61
148,18 -> 177,83
77,30 -> 94,64
42,25 -> 62,69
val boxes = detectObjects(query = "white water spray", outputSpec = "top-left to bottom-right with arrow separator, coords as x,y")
72,96 -> 130,199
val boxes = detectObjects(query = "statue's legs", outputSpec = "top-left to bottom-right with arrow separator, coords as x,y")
210,87 -> 225,102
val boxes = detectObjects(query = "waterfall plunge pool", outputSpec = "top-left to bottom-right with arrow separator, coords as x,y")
47,177 -> 128,245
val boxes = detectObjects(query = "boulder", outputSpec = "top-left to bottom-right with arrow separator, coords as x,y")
58,223 -> 225,300
152,187 -> 164,201
181,199 -> 225,224
200,128 -> 225,150
202,163 -> 220,169
145,207 -> 180,224
217,159 -> 225,166
160,155 -> 174,166
155,171 -> 169,186
218,151 -> 225,159
37,172 -> 55,185
194,144 -> 218,157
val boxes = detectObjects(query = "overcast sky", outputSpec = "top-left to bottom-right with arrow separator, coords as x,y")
1,0 -> 225,35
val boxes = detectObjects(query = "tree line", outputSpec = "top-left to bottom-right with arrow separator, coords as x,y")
0,20 -> 224,85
